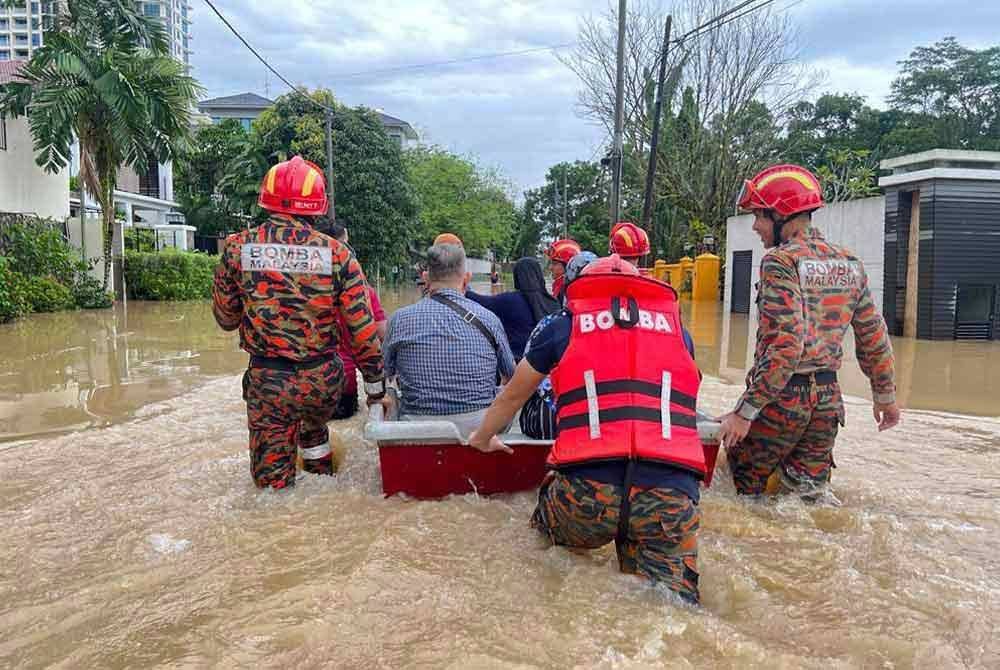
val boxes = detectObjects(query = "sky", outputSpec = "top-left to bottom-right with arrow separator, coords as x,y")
190,0 -> 1000,193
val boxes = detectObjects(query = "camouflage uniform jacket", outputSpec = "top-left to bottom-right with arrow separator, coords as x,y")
738,227 -> 895,417
212,214 -> 384,383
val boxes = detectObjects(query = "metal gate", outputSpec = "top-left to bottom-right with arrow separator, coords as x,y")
731,250 -> 753,314
954,284 -> 997,340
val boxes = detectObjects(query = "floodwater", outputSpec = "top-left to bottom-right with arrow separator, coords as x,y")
1,289 -> 999,668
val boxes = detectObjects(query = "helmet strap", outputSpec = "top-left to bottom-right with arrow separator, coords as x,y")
764,209 -> 789,245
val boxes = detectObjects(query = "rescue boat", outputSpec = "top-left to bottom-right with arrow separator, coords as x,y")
364,402 -> 722,499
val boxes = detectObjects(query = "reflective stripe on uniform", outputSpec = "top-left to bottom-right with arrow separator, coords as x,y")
301,442 -> 331,460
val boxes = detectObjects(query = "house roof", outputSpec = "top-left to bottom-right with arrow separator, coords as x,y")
0,61 -> 26,86
376,111 -> 418,140
198,92 -> 275,110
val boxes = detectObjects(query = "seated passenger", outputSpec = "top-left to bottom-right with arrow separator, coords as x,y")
329,221 -> 388,419
383,242 -> 515,436
518,251 -> 597,439
466,257 -> 560,360
469,255 -> 705,603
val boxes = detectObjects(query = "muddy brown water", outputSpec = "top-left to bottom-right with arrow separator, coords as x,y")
1,288 -> 998,668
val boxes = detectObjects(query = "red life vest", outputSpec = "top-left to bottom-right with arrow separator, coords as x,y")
548,273 -> 705,476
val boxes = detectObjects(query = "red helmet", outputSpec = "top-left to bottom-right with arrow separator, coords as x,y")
609,221 -> 650,257
545,238 -> 582,265
738,164 -> 823,219
580,254 -> 640,277
258,156 -> 329,216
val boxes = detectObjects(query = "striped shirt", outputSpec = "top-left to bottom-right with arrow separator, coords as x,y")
384,288 -> 515,415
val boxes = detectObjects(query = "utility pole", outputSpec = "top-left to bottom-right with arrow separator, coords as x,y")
641,15 -> 672,249
562,168 -> 568,237
609,0 -> 627,226
325,108 -> 336,222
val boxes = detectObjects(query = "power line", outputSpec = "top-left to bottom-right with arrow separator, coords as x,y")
674,0 -> 779,44
327,43 -> 576,81
201,0 -> 332,112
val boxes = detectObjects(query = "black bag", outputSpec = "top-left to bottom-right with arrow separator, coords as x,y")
519,381 -> 557,440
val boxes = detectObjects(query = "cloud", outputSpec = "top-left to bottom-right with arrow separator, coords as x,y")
803,58 -> 896,107
190,0 -> 998,191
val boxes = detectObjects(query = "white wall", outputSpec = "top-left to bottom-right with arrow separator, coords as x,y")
724,196 -> 886,314
466,257 -> 492,275
0,117 -> 70,220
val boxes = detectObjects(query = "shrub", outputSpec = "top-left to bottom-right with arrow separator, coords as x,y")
0,258 -> 31,323
71,274 -> 114,309
25,275 -> 76,313
124,249 -> 219,301
2,219 -> 86,285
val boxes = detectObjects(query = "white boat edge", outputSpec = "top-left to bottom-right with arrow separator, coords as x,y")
364,404 -> 722,447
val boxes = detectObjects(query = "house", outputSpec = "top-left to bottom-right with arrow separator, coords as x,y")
197,91 -> 419,147
376,110 -> 419,148
0,62 -> 70,220
197,92 -> 274,131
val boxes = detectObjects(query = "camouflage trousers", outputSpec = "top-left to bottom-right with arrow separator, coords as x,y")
727,381 -> 845,496
243,357 -> 345,489
531,472 -> 700,604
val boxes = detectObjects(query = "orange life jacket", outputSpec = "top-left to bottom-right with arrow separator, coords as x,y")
548,273 -> 705,476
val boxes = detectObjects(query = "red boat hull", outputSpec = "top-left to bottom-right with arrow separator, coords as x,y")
378,442 -> 552,499
377,442 -> 720,499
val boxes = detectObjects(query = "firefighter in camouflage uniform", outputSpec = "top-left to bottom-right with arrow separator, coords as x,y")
213,156 -> 386,489
718,164 -> 900,498
470,256 -> 706,603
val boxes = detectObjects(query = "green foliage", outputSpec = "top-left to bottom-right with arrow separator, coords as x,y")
814,149 -> 880,203
404,146 -> 517,256
247,89 -> 418,268
521,161 -> 610,256
0,257 -> 31,323
0,0 -> 203,289
889,37 -> 1000,151
174,120 -> 254,236
25,275 -> 76,313
124,250 -> 218,301
71,274 -> 114,309
2,219 -> 86,284
123,227 -> 158,252
0,217 -> 111,317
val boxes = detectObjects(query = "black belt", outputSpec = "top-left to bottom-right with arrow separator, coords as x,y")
786,370 -> 837,388
249,355 -> 333,371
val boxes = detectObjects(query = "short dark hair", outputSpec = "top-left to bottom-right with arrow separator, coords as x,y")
329,221 -> 347,241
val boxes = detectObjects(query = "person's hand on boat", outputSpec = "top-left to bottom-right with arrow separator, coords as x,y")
468,429 -> 513,454
717,412 -> 751,449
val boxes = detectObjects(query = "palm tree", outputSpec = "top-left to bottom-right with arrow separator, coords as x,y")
0,0 -> 202,289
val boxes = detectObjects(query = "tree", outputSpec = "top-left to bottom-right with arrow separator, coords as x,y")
403,147 -> 517,257
814,148 -> 880,203
241,89 -> 418,270
566,0 -> 818,257
521,161 -> 610,255
889,37 -> 1000,151
174,120 -> 252,236
0,0 -> 201,289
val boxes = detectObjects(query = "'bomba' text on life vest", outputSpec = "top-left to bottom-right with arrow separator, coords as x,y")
241,244 -> 333,275
578,309 -> 674,334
